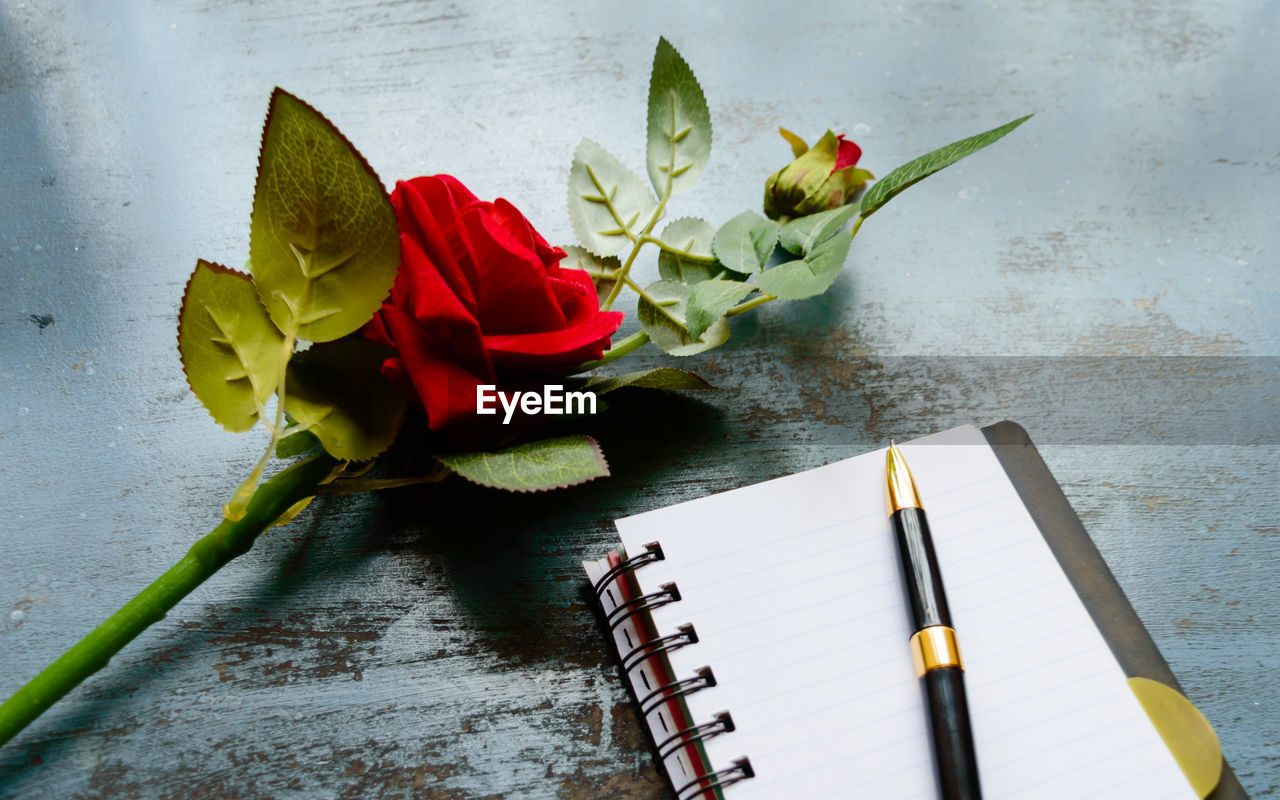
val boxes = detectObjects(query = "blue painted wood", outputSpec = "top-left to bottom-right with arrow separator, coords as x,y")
0,1 -> 1275,797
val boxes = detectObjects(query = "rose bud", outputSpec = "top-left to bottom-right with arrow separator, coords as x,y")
363,175 -> 624,443
763,128 -> 874,220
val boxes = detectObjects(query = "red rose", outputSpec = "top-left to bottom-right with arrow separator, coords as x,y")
363,175 -> 623,438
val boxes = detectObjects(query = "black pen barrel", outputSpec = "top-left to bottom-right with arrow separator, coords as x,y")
923,667 -> 982,800
891,507 -> 952,630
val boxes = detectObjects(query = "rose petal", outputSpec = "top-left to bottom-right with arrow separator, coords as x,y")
544,269 -> 598,323
361,306 -> 394,348
489,198 -> 540,257
461,206 -> 568,335
393,179 -> 479,316
376,355 -> 418,406
484,310 -> 624,370
834,136 -> 862,172
380,305 -> 496,432
392,232 -> 483,335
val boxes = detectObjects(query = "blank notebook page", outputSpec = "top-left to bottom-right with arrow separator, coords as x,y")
614,425 -> 1193,799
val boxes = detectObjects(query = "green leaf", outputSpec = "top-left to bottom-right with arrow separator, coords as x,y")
583,367 -> 714,394
656,217 -> 720,284
754,233 -> 853,300
561,244 -> 621,305
712,211 -> 778,274
686,280 -> 757,339
568,138 -> 657,257
283,339 -> 408,461
778,205 -> 859,255
276,429 -> 321,458
860,114 -> 1033,219
250,89 -> 400,342
636,280 -> 730,356
177,260 -> 285,433
437,435 -> 610,493
646,37 -> 713,197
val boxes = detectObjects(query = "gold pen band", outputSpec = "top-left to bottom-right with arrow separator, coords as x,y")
909,625 -> 964,677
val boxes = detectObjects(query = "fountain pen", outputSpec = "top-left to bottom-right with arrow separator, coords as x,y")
886,443 -> 982,800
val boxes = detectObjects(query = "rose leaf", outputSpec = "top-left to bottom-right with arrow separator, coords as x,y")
637,279 -> 730,356
250,89 -> 400,343
712,211 -> 778,274
275,428 -> 322,459
656,217 -> 723,284
646,36 -> 712,198
753,232 -> 853,301
777,205 -> 859,255
561,244 -> 621,306
860,114 -> 1033,219
282,339 -> 408,462
568,138 -> 657,258
177,260 -> 285,433
436,435 -> 610,493
583,367 -> 715,395
686,280 -> 757,340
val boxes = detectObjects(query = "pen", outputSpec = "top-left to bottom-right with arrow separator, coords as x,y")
886,442 -> 982,800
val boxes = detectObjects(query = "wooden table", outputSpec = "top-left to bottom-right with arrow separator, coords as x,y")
1,2 -> 1274,797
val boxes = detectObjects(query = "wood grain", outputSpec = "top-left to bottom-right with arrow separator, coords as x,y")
0,1 -> 1275,797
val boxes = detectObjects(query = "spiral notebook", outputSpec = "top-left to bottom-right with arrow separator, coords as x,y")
584,423 -> 1235,799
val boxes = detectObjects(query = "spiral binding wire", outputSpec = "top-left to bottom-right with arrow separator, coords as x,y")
592,541 -> 664,602
595,538 -> 756,794
673,758 -> 755,800
604,581 -> 681,630
621,623 -> 698,673
656,711 -> 736,760
638,666 -> 716,717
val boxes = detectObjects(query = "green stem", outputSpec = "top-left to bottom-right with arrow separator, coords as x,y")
571,331 -> 652,373
637,235 -> 716,262
726,293 -> 776,317
0,453 -> 337,747
600,193 -> 669,311
601,126 -> 678,311
621,275 -> 665,307
850,214 -> 865,240
320,466 -> 452,496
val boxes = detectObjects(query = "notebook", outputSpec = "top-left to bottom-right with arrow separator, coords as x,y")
583,423 -> 1236,799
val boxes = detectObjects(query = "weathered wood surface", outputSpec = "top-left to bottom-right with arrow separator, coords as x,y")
1,1 -> 1275,797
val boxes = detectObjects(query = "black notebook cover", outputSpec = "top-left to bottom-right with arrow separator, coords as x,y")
982,421 -> 1245,800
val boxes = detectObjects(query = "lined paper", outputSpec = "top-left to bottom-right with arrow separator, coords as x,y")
614,425 -> 1193,799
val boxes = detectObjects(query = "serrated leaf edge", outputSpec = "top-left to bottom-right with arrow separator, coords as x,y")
584,367 -> 717,394
859,114 -> 1033,218
251,88 -> 397,339
256,88 -> 390,229
177,259 -> 274,433
440,435 -> 611,494
647,37 -> 713,196
568,138 -> 653,259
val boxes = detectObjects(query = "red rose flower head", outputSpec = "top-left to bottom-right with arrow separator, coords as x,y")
363,175 -> 623,440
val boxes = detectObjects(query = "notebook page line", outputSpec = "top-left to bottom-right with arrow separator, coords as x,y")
624,471 -> 1004,577
728,686 -> 1166,799
644,508 -> 1028,601
649,533 -> 1053,648
722,592 -> 1085,694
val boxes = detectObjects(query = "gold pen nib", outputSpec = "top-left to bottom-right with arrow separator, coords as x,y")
886,442 -> 923,514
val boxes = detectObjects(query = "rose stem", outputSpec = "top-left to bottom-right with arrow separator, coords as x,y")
572,330 -> 652,373
0,452 -> 337,747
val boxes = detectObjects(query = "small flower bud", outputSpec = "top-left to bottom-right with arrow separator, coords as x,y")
763,129 -> 873,220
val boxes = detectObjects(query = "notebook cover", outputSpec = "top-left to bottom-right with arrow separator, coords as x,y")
982,421 -> 1246,800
